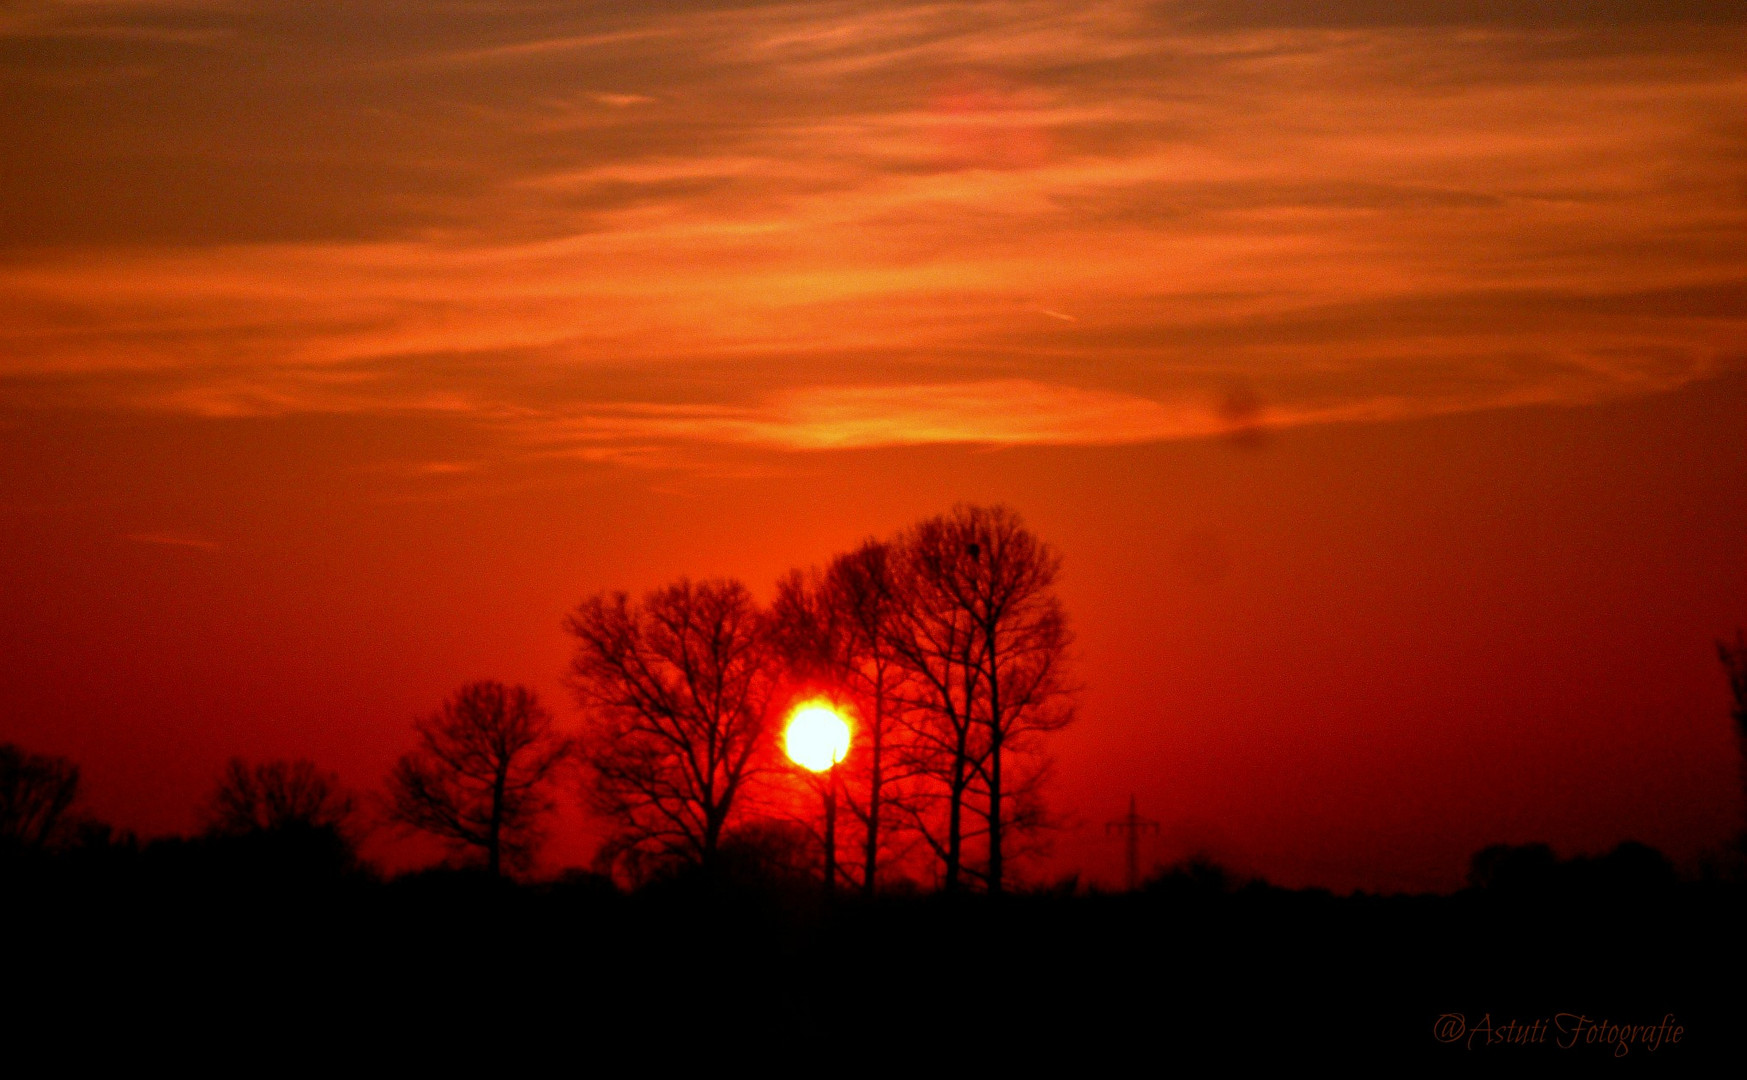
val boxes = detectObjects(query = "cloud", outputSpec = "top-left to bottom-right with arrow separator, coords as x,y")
770,381 -> 1205,448
587,92 -> 656,108
533,381 -> 1213,453
523,374 -> 1657,461
1166,0 -> 1747,31
0,0 -> 1743,464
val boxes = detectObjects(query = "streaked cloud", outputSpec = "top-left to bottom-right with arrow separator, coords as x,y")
519,376 -> 1609,461
1,1 -> 1743,463
533,381 -> 1206,454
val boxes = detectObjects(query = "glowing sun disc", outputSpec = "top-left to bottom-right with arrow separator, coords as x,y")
785,703 -> 851,772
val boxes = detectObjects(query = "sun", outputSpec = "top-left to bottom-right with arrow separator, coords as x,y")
784,701 -> 852,772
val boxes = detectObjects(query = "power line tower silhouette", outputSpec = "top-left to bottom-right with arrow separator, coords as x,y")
1106,794 -> 1160,891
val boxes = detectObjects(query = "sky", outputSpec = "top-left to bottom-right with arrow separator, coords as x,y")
2,0 -> 1744,891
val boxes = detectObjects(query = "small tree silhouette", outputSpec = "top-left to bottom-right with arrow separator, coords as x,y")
1719,629 -> 1747,844
0,743 -> 80,853
198,757 -> 362,878
387,681 -> 569,876
203,758 -> 357,837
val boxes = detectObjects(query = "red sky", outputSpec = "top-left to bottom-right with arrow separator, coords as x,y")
2,1 -> 1744,891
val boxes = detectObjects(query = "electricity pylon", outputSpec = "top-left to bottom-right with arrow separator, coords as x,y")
1106,794 -> 1160,891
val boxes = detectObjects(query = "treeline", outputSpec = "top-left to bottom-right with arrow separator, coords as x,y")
6,803 -> 1738,1067
2,503 -> 1076,894
8,506 -> 1746,899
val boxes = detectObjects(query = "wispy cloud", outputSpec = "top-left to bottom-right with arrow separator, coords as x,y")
531,381 -> 1209,454
518,375 -> 1624,463
768,381 -> 1211,449
1,0 -> 1742,462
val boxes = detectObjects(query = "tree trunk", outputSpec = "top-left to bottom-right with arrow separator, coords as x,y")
944,650 -> 979,893
986,631 -> 1003,895
823,770 -> 837,897
487,762 -> 507,877
864,685 -> 883,898
702,806 -> 723,873
944,712 -> 968,893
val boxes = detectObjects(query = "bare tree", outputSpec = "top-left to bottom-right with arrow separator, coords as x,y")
202,758 -> 357,837
386,681 -> 569,876
885,516 -> 989,893
0,743 -> 80,852
771,540 -> 918,895
567,578 -> 779,881
956,505 -> 1076,893
888,505 -> 1076,893
1720,630 -> 1747,837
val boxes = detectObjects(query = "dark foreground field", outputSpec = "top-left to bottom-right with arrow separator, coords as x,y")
6,839 -> 1741,1069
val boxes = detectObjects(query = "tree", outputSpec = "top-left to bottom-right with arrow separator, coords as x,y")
771,540 -> 918,895
0,743 -> 80,852
567,578 -> 780,881
199,757 -> 362,877
887,505 -> 1076,893
1720,629 -> 1747,839
883,523 -> 983,893
386,681 -> 569,877
202,758 -> 357,837
953,505 -> 1076,894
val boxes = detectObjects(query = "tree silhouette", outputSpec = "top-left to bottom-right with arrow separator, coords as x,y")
1467,842 -> 1558,892
197,757 -> 362,878
771,539 -> 919,895
387,681 -> 568,876
202,758 -> 357,837
0,743 -> 80,853
887,505 -> 1076,893
952,505 -> 1076,893
567,578 -> 779,881
1719,629 -> 1747,841
883,523 -> 983,892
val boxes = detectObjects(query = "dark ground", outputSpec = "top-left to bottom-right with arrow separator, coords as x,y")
5,836 -> 1741,1069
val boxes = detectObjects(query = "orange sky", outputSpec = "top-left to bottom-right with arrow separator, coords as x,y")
2,1 -> 1744,890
